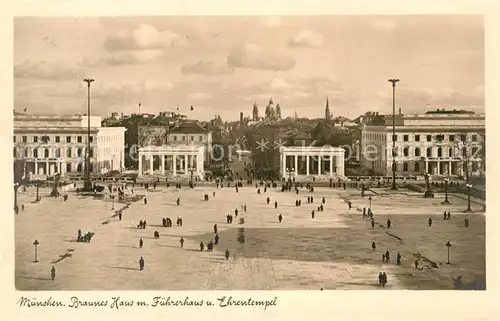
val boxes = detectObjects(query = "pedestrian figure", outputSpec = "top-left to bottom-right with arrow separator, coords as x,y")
371,219 -> 375,229
176,197 -> 180,206
320,204 -> 323,212
378,272 -> 383,286
144,197 -> 147,205
200,242 -> 204,252
322,197 -> 325,204
225,249 -> 230,260
311,197 -> 314,203
180,237 -> 184,248
139,238 -> 143,248
154,231 -> 159,239
311,210 -> 315,219
257,188 -> 261,194
278,213 -> 283,223
214,224 -> 218,234
214,233 -> 219,245
447,211 -> 451,220
382,253 -> 386,262
381,273 -> 387,288
443,211 -> 447,220
235,208 -> 238,217
139,257 -> 145,271
77,229 -> 82,241
428,217 -> 433,227
264,187 -> 267,193
226,214 -> 230,224
387,219 -> 391,229
118,212 -> 122,220
295,200 -> 299,207
465,217 -> 469,228
363,207 -> 366,217
348,201 -> 352,210
299,200 -> 302,206
396,253 -> 401,265
51,266 -> 56,281
274,201 -> 278,209
414,259 -> 420,269
213,191 -> 215,197
244,204 -> 247,212
267,197 -> 270,204
385,250 -> 390,262
372,241 -> 376,251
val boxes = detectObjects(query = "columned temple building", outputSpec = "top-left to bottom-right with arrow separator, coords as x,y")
137,145 -> 205,180
280,146 -> 346,178
13,114 -> 126,178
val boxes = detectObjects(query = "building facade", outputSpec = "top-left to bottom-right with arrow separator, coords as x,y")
360,111 -> 485,177
13,114 -> 126,178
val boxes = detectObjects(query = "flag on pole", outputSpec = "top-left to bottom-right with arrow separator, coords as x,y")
190,105 -> 194,111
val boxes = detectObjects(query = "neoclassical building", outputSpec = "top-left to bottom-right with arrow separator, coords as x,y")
279,146 -> 346,178
360,110 -> 485,177
137,144 -> 205,180
13,114 -> 126,178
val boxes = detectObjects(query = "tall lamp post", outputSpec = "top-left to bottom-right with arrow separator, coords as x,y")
442,178 -> 450,204
83,78 -> 95,191
14,182 -> 19,214
465,183 -> 473,212
33,239 -> 39,263
388,78 -> 400,190
445,241 -> 452,264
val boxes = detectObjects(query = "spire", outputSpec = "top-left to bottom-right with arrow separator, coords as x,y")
294,108 -> 298,119
325,96 -> 331,120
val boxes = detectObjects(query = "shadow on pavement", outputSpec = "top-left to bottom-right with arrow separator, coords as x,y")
106,266 -> 140,271
18,276 -> 52,281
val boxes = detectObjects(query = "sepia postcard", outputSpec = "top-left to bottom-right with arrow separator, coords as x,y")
1,1 -> 499,320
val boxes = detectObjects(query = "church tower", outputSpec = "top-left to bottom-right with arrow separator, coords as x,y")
276,103 -> 282,119
325,97 -> 331,120
252,102 -> 259,121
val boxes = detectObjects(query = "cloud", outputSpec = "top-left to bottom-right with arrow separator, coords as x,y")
14,61 -> 84,80
187,92 -> 211,100
227,44 -> 295,71
80,50 -> 164,67
288,30 -> 324,48
104,24 -> 187,51
269,77 -> 291,90
181,60 -> 234,75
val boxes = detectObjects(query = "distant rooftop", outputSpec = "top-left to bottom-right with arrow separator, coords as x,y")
424,109 -> 476,115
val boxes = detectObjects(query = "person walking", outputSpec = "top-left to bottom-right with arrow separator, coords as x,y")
372,241 -> 376,251
428,217 -> 433,227
386,219 -> 392,229
200,241 -> 204,252
51,266 -> 56,281
464,217 -> 470,228
180,237 -> 184,248
278,213 -> 283,223
139,238 -> 143,249
139,257 -> 145,271
225,249 -> 230,260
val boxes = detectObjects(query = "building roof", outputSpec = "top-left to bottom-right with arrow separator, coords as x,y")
169,121 -> 209,134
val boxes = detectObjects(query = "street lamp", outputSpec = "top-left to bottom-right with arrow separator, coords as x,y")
33,239 -> 39,263
445,241 -> 452,264
111,195 -> 115,210
14,182 -> 19,214
369,196 -> 372,210
442,178 -> 450,204
388,78 -> 400,190
465,183 -> 473,212
83,78 -> 95,191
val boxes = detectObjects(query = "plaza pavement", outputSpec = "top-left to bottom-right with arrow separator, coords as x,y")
15,183 -> 485,290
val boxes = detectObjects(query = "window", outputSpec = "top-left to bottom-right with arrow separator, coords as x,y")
42,135 -> 50,143
66,148 -> 72,157
448,148 -> 453,157
13,148 -> 17,158
462,147 -> 467,157
24,148 -> 29,158
66,136 -> 71,143
437,148 -> 442,157
460,134 -> 466,142
190,136 -> 194,141
449,135 -> 455,142
22,136 -> 27,143
182,136 -> 186,141
415,163 -> 420,172
426,147 -> 432,157
55,136 -> 60,143
426,135 -> 432,142
66,163 -> 72,173
55,148 -> 61,158
403,135 -> 409,142
13,136 -> 16,143
90,136 -> 93,143
77,148 -> 82,157
199,135 -> 203,142
415,135 -> 420,142
392,134 -> 397,142
77,136 -> 82,143
33,136 -> 38,143
173,136 -> 177,141
403,147 -> 409,157
403,162 -> 408,172
89,148 -> 94,157
44,148 -> 49,158
472,135 -> 477,142
33,149 -> 38,158
415,147 -> 421,157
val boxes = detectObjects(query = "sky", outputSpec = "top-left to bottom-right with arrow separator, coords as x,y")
14,15 -> 484,121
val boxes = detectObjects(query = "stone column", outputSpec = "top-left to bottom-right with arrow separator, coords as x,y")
138,154 -> 143,175
318,155 -> 321,175
184,155 -> 188,173
448,161 -> 452,175
34,161 -> 38,175
46,161 -> 49,175
294,155 -> 298,176
329,155 -> 333,176
60,162 -> 65,175
161,155 -> 166,175
425,160 -> 429,174
437,161 -> 441,175
149,155 -> 153,174
306,155 -> 310,176
173,154 -> 177,176
49,164 -> 55,175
